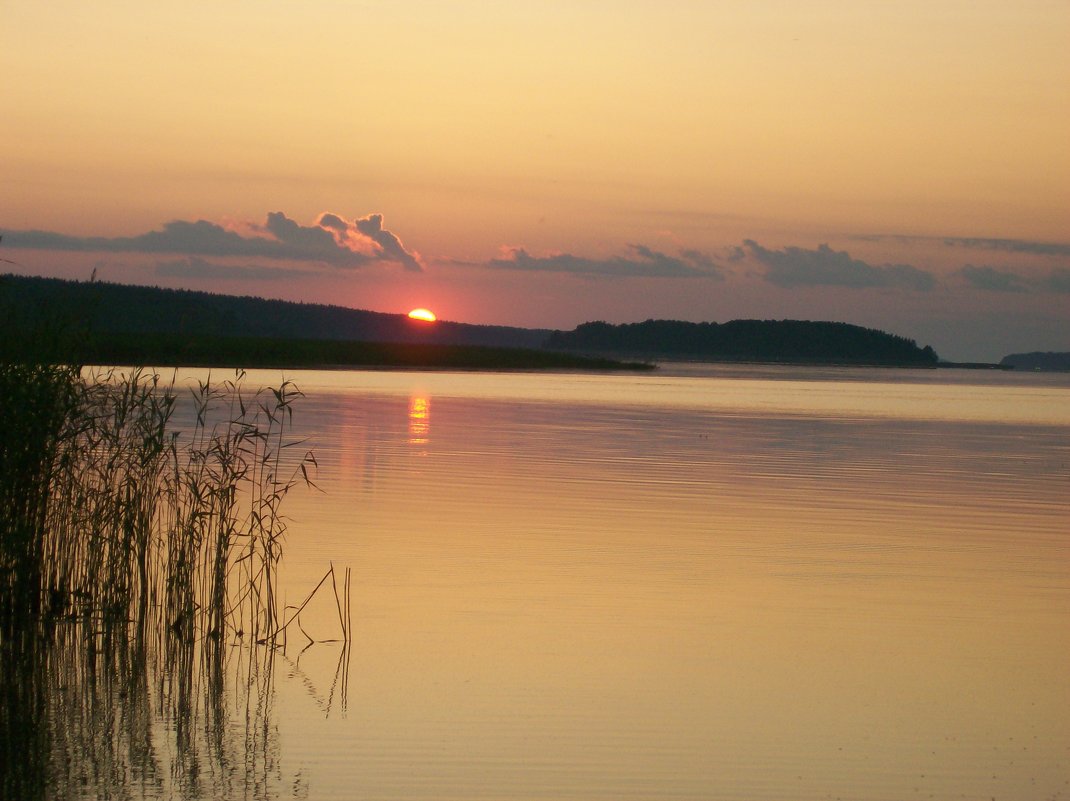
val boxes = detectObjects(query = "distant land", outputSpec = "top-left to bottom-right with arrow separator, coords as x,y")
548,319 -> 939,366
0,274 -> 550,348
999,352 -> 1070,372
52,331 -> 654,372
0,273 -> 1010,370
0,275 -> 644,371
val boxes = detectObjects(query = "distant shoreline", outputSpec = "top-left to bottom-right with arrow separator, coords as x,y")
5,275 -> 1058,370
46,332 -> 655,372
546,319 -> 940,367
935,361 -> 1012,371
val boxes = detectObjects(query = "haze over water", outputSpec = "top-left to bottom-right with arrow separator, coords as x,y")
247,364 -> 1068,801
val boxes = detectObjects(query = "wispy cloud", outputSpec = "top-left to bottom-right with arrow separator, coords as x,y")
485,244 -> 721,278
958,264 -> 1070,294
1041,267 -> 1070,293
858,233 -> 1070,257
940,237 -> 1070,257
2,212 -> 422,271
744,240 -> 936,290
155,256 -> 312,281
959,265 -> 1030,293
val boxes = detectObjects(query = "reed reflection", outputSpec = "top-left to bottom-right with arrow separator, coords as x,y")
0,624 -> 298,801
0,620 -> 355,799
0,366 -> 350,800
2,623 -> 351,799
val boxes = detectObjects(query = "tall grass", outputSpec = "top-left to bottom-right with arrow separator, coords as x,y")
0,360 -> 80,630
0,361 -> 328,643
0,278 -> 352,797
0,357 -> 354,797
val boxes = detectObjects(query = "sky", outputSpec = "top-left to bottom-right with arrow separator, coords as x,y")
1,1 -> 1067,362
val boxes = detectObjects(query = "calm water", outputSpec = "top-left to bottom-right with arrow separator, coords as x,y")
37,365 -> 1070,799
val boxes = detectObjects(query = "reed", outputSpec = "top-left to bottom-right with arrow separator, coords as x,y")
0,285 -> 350,797
0,359 -> 80,629
0,359 -> 326,647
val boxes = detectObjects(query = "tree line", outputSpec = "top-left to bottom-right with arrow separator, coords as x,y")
547,319 -> 939,366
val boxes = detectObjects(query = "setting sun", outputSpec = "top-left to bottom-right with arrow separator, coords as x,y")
407,308 -> 436,322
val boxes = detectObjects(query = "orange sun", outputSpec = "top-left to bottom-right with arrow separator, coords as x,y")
408,308 -> 437,322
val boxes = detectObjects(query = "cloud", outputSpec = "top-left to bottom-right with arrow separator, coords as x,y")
940,237 -> 1070,257
744,240 -> 936,290
486,245 -> 721,278
354,213 -> 423,272
155,256 -> 311,281
1042,267 -> 1070,293
959,265 -> 1030,293
726,246 -> 748,262
858,233 -> 1070,257
958,264 -> 1070,294
317,213 -> 348,233
1,221 -> 281,258
1,211 -> 422,270
261,212 -> 352,262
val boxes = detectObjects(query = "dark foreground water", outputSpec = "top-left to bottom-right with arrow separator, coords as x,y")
11,364 -> 1070,800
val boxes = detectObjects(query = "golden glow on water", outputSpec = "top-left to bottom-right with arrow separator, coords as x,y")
262,366 -> 1070,800
276,364 -> 1070,426
407,395 -> 430,446
86,365 -> 1065,800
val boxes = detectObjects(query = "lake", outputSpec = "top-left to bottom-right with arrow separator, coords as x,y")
26,364 -> 1070,800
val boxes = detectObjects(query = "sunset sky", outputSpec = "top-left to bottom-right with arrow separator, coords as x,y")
2,1 -> 1067,362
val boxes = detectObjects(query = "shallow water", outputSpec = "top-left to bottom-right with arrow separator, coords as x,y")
35,365 -> 1070,799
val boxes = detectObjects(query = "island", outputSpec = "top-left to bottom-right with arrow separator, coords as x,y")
546,319 -> 939,367
999,352 -> 1070,372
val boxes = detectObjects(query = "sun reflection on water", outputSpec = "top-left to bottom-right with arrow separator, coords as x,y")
408,395 -> 430,448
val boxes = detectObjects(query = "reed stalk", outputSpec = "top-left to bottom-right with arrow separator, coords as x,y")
0,362 -> 328,647
0,287 -> 351,797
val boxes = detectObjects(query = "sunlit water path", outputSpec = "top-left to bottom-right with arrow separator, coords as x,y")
48,365 -> 1070,799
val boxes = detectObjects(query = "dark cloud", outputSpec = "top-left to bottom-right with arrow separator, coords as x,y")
858,233 -> 1070,257
678,249 -> 721,271
1,212 -> 422,270
155,256 -> 311,281
1041,267 -> 1070,293
317,213 -> 348,233
262,212 -> 349,262
1,221 -> 282,258
726,246 -> 748,263
959,265 -> 1030,293
486,245 -> 721,278
744,240 -> 935,290
940,237 -> 1070,257
958,264 -> 1070,294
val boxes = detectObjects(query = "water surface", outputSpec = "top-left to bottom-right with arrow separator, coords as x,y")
263,365 -> 1068,801
39,364 -> 1070,800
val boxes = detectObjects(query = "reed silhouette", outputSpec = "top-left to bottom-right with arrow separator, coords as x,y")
0,363 -> 321,641
0,295 -> 350,798
0,615 -> 352,799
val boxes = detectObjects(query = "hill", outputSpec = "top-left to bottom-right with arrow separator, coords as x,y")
999,352 -> 1070,371
47,331 -> 653,371
0,274 -> 550,349
3,274 -> 942,368
547,319 -> 939,366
